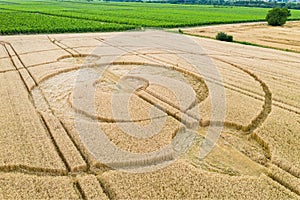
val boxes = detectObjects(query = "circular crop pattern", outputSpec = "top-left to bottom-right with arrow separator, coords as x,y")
29,31 -> 227,173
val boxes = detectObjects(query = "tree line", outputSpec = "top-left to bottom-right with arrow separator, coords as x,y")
87,0 -> 300,10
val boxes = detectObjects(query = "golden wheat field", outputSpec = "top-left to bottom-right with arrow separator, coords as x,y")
0,29 -> 299,199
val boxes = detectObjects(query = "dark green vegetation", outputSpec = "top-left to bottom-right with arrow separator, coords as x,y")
216,32 -> 233,42
1,0 -> 300,34
266,8 -> 291,26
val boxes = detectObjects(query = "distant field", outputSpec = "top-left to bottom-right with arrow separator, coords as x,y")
183,21 -> 300,52
1,0 -> 300,34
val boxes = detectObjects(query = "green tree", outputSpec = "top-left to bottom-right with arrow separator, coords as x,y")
266,8 -> 291,26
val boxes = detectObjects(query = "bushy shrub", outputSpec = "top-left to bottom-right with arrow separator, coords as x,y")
266,8 -> 291,26
216,32 -> 233,42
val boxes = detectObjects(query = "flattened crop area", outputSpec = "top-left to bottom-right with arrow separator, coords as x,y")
0,31 -> 299,199
183,21 -> 300,52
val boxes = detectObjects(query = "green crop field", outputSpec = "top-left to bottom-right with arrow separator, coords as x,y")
1,0 -> 300,34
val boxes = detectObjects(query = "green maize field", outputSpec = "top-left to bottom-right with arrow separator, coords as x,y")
0,0 -> 300,34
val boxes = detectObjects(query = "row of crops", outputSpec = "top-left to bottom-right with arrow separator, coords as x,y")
1,0 -> 300,34
0,11 -> 135,34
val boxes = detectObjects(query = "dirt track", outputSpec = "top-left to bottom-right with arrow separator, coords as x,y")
183,21 -> 300,52
0,31 -> 299,199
